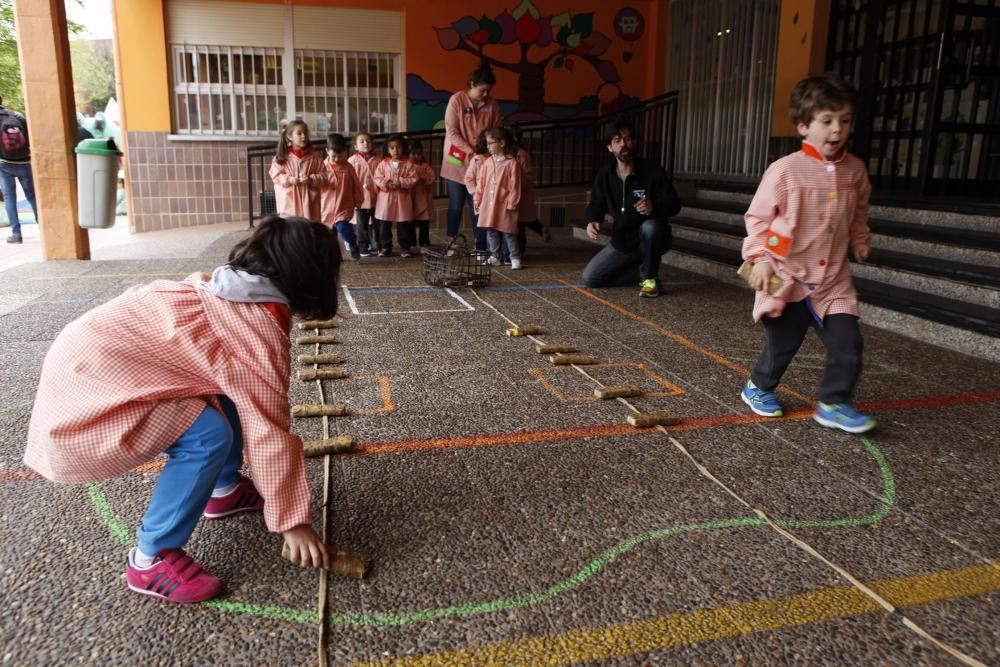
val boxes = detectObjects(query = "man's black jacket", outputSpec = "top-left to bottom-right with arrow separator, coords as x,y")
584,157 -> 681,252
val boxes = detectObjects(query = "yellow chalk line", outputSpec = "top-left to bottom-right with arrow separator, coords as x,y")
356,561 -> 999,667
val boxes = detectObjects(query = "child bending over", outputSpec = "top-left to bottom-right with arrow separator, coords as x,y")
24,216 -> 342,602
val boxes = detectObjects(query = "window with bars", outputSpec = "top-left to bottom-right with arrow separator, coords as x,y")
170,44 -> 400,137
294,50 -> 399,136
172,45 -> 286,136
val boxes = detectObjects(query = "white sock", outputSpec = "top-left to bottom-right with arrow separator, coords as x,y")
211,479 -> 240,497
129,547 -> 156,569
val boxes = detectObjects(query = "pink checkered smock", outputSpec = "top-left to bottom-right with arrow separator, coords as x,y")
24,275 -> 312,533
742,141 -> 872,323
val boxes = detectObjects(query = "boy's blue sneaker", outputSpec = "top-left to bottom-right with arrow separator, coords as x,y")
813,403 -> 876,433
741,379 -> 783,417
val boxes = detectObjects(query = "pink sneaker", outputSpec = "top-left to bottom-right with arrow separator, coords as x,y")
125,549 -> 223,603
203,475 -> 263,519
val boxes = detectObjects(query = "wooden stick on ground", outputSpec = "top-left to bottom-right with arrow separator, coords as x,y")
291,403 -> 349,418
297,353 -> 344,365
297,369 -> 349,382
506,325 -> 546,337
626,412 -> 682,428
594,385 -> 643,399
297,319 -> 337,330
549,353 -> 595,365
535,344 -> 578,354
295,335 -> 338,346
302,436 -> 355,457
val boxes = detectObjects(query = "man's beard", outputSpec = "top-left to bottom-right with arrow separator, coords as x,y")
615,150 -> 632,163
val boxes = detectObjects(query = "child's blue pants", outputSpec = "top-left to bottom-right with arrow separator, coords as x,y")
136,396 -> 244,556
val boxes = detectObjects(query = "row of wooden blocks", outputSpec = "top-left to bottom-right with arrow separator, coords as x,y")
506,323 -> 682,429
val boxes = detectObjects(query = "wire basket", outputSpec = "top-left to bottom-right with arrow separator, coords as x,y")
422,234 -> 492,288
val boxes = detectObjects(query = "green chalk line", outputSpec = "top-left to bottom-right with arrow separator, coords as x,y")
87,435 -> 894,627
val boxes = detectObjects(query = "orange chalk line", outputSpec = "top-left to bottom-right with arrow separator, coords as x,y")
561,281 -> 814,405
4,393 -> 999,484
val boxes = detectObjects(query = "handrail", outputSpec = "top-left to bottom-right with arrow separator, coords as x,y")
247,91 -> 679,227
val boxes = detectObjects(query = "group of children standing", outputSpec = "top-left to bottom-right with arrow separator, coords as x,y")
268,120 -> 548,268
269,124 -> 435,259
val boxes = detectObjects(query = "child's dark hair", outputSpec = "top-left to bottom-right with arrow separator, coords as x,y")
474,129 -> 488,156
384,133 -> 407,155
408,138 -> 424,155
503,123 -> 524,151
484,125 -> 514,155
789,73 -> 859,127
326,132 -> 348,154
275,120 -> 310,165
469,60 -> 496,87
603,115 -> 636,145
228,216 -> 341,320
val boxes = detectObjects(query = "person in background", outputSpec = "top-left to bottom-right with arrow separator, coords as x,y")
372,134 -> 419,257
349,132 -> 380,256
474,126 -> 523,270
408,139 -> 436,253
441,60 -> 502,251
581,118 -> 681,298
269,120 -> 324,221
0,96 -> 38,244
322,132 -> 365,261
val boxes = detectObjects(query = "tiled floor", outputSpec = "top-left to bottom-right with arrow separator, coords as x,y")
1,222 -> 997,666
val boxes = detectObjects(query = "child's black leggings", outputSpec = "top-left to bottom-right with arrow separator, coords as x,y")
750,301 -> 863,404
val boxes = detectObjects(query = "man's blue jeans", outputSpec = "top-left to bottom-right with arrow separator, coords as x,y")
0,161 -> 37,238
136,396 -> 245,556
581,219 -> 672,287
445,178 -> 486,250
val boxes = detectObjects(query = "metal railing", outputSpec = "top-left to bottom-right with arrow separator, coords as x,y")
245,91 -> 679,226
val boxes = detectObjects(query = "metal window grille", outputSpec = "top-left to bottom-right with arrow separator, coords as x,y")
294,49 -> 400,135
170,45 -> 401,137
171,45 -> 286,136
667,0 -> 780,179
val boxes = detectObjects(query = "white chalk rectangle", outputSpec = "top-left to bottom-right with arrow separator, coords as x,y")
341,286 -> 475,315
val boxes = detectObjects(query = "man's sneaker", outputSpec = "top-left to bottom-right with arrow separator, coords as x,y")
639,278 -> 660,298
6,235 -> 22,244
741,379 -> 783,417
813,402 -> 876,434
400,251 -> 412,258
378,248 -> 390,257
350,250 -> 361,261
486,255 -> 500,266
125,548 -> 223,603
203,475 -> 263,519
511,259 -> 523,269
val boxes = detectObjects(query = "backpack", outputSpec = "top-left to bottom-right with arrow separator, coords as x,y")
0,109 -> 29,161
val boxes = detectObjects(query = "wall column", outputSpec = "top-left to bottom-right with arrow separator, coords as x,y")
770,0 -> 833,137
13,0 -> 89,259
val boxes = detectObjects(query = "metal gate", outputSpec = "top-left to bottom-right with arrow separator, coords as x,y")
668,0 -> 781,179
828,0 -> 1000,198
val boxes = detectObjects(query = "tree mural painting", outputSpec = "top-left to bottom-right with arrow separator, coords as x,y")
434,0 -> 622,119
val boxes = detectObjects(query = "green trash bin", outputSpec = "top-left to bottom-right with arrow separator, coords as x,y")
75,138 -> 122,229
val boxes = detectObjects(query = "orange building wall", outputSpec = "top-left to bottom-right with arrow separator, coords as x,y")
771,0 -> 831,136
111,0 -> 170,132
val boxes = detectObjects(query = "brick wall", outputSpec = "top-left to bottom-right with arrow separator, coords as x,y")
125,132 -> 259,232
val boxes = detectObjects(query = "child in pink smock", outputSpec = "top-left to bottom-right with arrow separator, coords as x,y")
24,216 -> 342,603
740,73 -> 875,434
269,120 -> 324,221
373,134 -> 419,257
506,123 -> 549,258
408,139 -> 436,252
348,132 -> 380,256
322,132 -> 365,261
473,126 -> 523,269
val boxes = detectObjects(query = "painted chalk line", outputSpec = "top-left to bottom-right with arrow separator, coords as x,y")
471,281 -> 987,666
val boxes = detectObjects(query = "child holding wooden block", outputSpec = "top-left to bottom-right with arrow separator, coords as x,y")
24,216 -> 342,603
